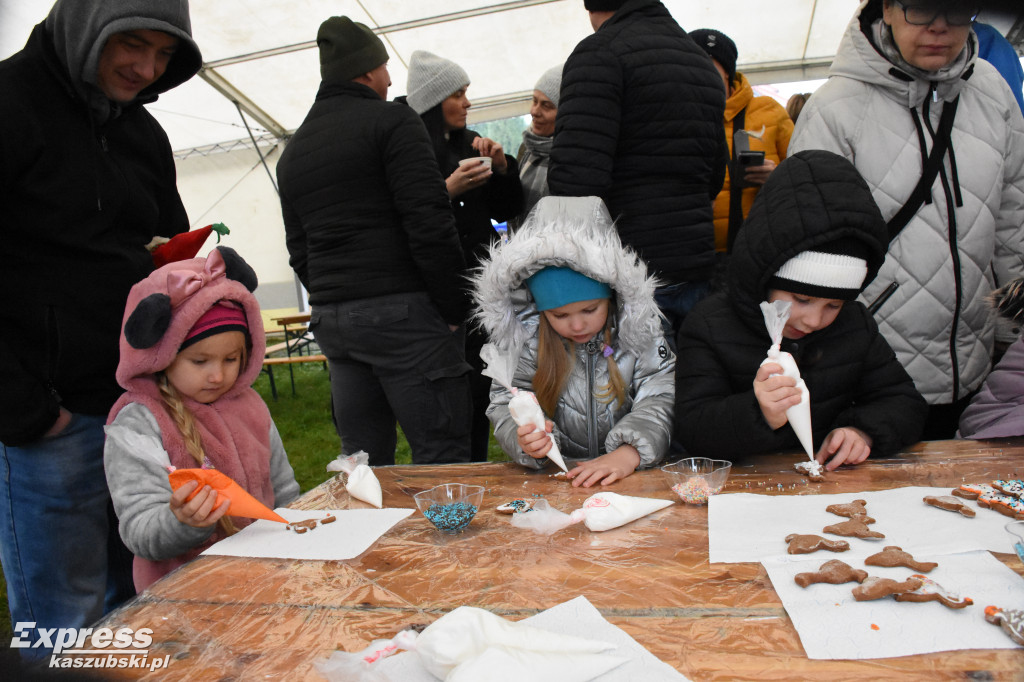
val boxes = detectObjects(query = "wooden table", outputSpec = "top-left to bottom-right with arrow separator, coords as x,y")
92,439 -> 1024,680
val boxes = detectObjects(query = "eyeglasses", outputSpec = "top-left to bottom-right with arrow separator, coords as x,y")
891,1 -> 979,27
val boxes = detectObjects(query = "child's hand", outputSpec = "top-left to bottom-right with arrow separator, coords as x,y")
754,363 -> 802,430
816,427 -> 872,471
517,420 -> 555,460
567,445 -> 641,488
170,480 -> 230,528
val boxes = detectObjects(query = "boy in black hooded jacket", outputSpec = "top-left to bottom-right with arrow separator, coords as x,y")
675,150 -> 926,469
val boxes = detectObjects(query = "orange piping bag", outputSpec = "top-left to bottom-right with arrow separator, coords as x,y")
168,468 -> 288,523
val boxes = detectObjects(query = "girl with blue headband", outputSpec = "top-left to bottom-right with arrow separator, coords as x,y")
472,196 -> 675,487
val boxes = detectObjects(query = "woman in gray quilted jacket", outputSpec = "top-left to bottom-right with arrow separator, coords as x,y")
790,0 -> 1024,438
472,196 -> 675,487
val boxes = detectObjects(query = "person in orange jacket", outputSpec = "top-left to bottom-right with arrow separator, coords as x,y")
690,29 -> 793,256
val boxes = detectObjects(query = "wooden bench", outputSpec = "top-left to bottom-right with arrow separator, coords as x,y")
262,354 -> 327,400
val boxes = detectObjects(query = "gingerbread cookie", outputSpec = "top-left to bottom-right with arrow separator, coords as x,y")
795,460 -> 825,481
864,545 -> 938,573
951,483 -> 997,500
823,517 -> 885,540
978,492 -> 1024,519
496,499 -> 534,514
923,495 -> 976,518
993,479 -> 1024,499
852,576 -> 923,602
825,499 -> 874,521
785,533 -> 850,555
985,606 -> 1024,646
893,574 -> 972,609
794,559 -> 868,588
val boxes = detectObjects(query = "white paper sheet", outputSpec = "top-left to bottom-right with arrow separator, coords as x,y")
375,596 -> 688,681
764,550 -> 1024,659
709,487 -> 1016,564
201,508 -> 413,560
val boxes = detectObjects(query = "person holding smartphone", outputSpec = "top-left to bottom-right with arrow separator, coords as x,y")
690,28 -> 793,257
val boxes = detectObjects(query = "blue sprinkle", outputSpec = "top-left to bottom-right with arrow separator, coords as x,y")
423,502 -> 478,533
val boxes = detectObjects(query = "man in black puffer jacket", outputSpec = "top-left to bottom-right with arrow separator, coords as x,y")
549,0 -> 727,339
277,17 -> 472,467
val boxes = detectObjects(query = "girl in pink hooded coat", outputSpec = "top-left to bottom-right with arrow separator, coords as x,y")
104,247 -> 299,591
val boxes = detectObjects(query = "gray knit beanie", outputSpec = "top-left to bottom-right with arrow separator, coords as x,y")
317,16 -> 388,83
534,64 -> 563,108
406,50 -> 470,114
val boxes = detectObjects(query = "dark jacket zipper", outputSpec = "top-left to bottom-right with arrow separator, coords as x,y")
585,340 -> 601,457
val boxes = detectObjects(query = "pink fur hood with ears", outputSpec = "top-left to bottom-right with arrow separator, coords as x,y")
115,247 -> 266,397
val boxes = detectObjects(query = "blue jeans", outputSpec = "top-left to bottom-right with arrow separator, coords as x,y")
654,280 -> 711,352
0,413 -> 135,659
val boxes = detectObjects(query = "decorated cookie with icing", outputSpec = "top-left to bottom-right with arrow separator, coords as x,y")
893,574 -> 972,609
993,479 -> 1024,499
825,499 -> 873,521
951,483 -> 998,500
852,576 -> 923,602
785,533 -> 850,554
864,545 -> 937,573
496,499 -> 534,514
794,559 -> 868,588
794,460 -> 825,481
823,517 -> 885,539
923,495 -> 976,518
985,606 -> 1024,646
978,492 -> 1024,519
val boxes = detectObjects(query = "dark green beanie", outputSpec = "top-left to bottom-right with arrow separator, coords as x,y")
317,16 -> 388,83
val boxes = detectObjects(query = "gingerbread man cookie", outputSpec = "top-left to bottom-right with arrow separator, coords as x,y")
893,574 -> 972,609
985,606 -> 1024,646
785,533 -> 850,554
852,576 -> 923,602
951,483 -> 997,500
923,495 -> 976,518
794,460 -> 825,481
993,479 -> 1024,499
825,499 -> 874,521
978,492 -> 1024,519
794,559 -> 868,588
823,517 -> 885,539
864,545 -> 938,573
496,499 -> 534,514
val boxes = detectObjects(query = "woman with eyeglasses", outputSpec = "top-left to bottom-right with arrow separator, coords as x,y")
790,0 -> 1024,440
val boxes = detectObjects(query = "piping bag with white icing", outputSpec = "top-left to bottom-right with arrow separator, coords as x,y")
480,343 -> 568,473
326,451 -> 383,508
759,300 -> 814,461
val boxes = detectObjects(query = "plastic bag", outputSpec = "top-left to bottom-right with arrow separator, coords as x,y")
480,343 -> 568,472
326,451 -> 383,508
759,300 -> 814,460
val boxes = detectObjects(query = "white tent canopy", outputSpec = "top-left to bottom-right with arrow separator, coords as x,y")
2,1 -> 1021,308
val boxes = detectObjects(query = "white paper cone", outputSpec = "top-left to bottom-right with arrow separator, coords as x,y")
576,492 -> 674,532
786,379 -> 814,459
346,464 -> 383,508
448,646 -> 628,682
508,391 -> 568,472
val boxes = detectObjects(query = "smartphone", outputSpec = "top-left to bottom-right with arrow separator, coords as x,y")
737,150 -> 765,166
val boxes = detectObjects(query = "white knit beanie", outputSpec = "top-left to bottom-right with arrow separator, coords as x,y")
406,50 -> 470,114
534,64 -> 564,108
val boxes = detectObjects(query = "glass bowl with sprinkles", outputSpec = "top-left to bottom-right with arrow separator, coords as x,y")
413,483 -> 485,535
661,458 -> 732,505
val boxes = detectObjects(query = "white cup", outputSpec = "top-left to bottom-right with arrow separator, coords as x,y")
459,156 -> 492,170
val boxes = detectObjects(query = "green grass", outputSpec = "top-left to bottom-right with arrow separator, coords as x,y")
0,361 -> 508,642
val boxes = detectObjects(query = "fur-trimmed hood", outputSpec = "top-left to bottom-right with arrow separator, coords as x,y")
472,196 -> 663,357
115,246 -> 265,396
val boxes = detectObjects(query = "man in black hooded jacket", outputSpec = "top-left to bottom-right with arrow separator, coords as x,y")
0,0 -> 201,656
